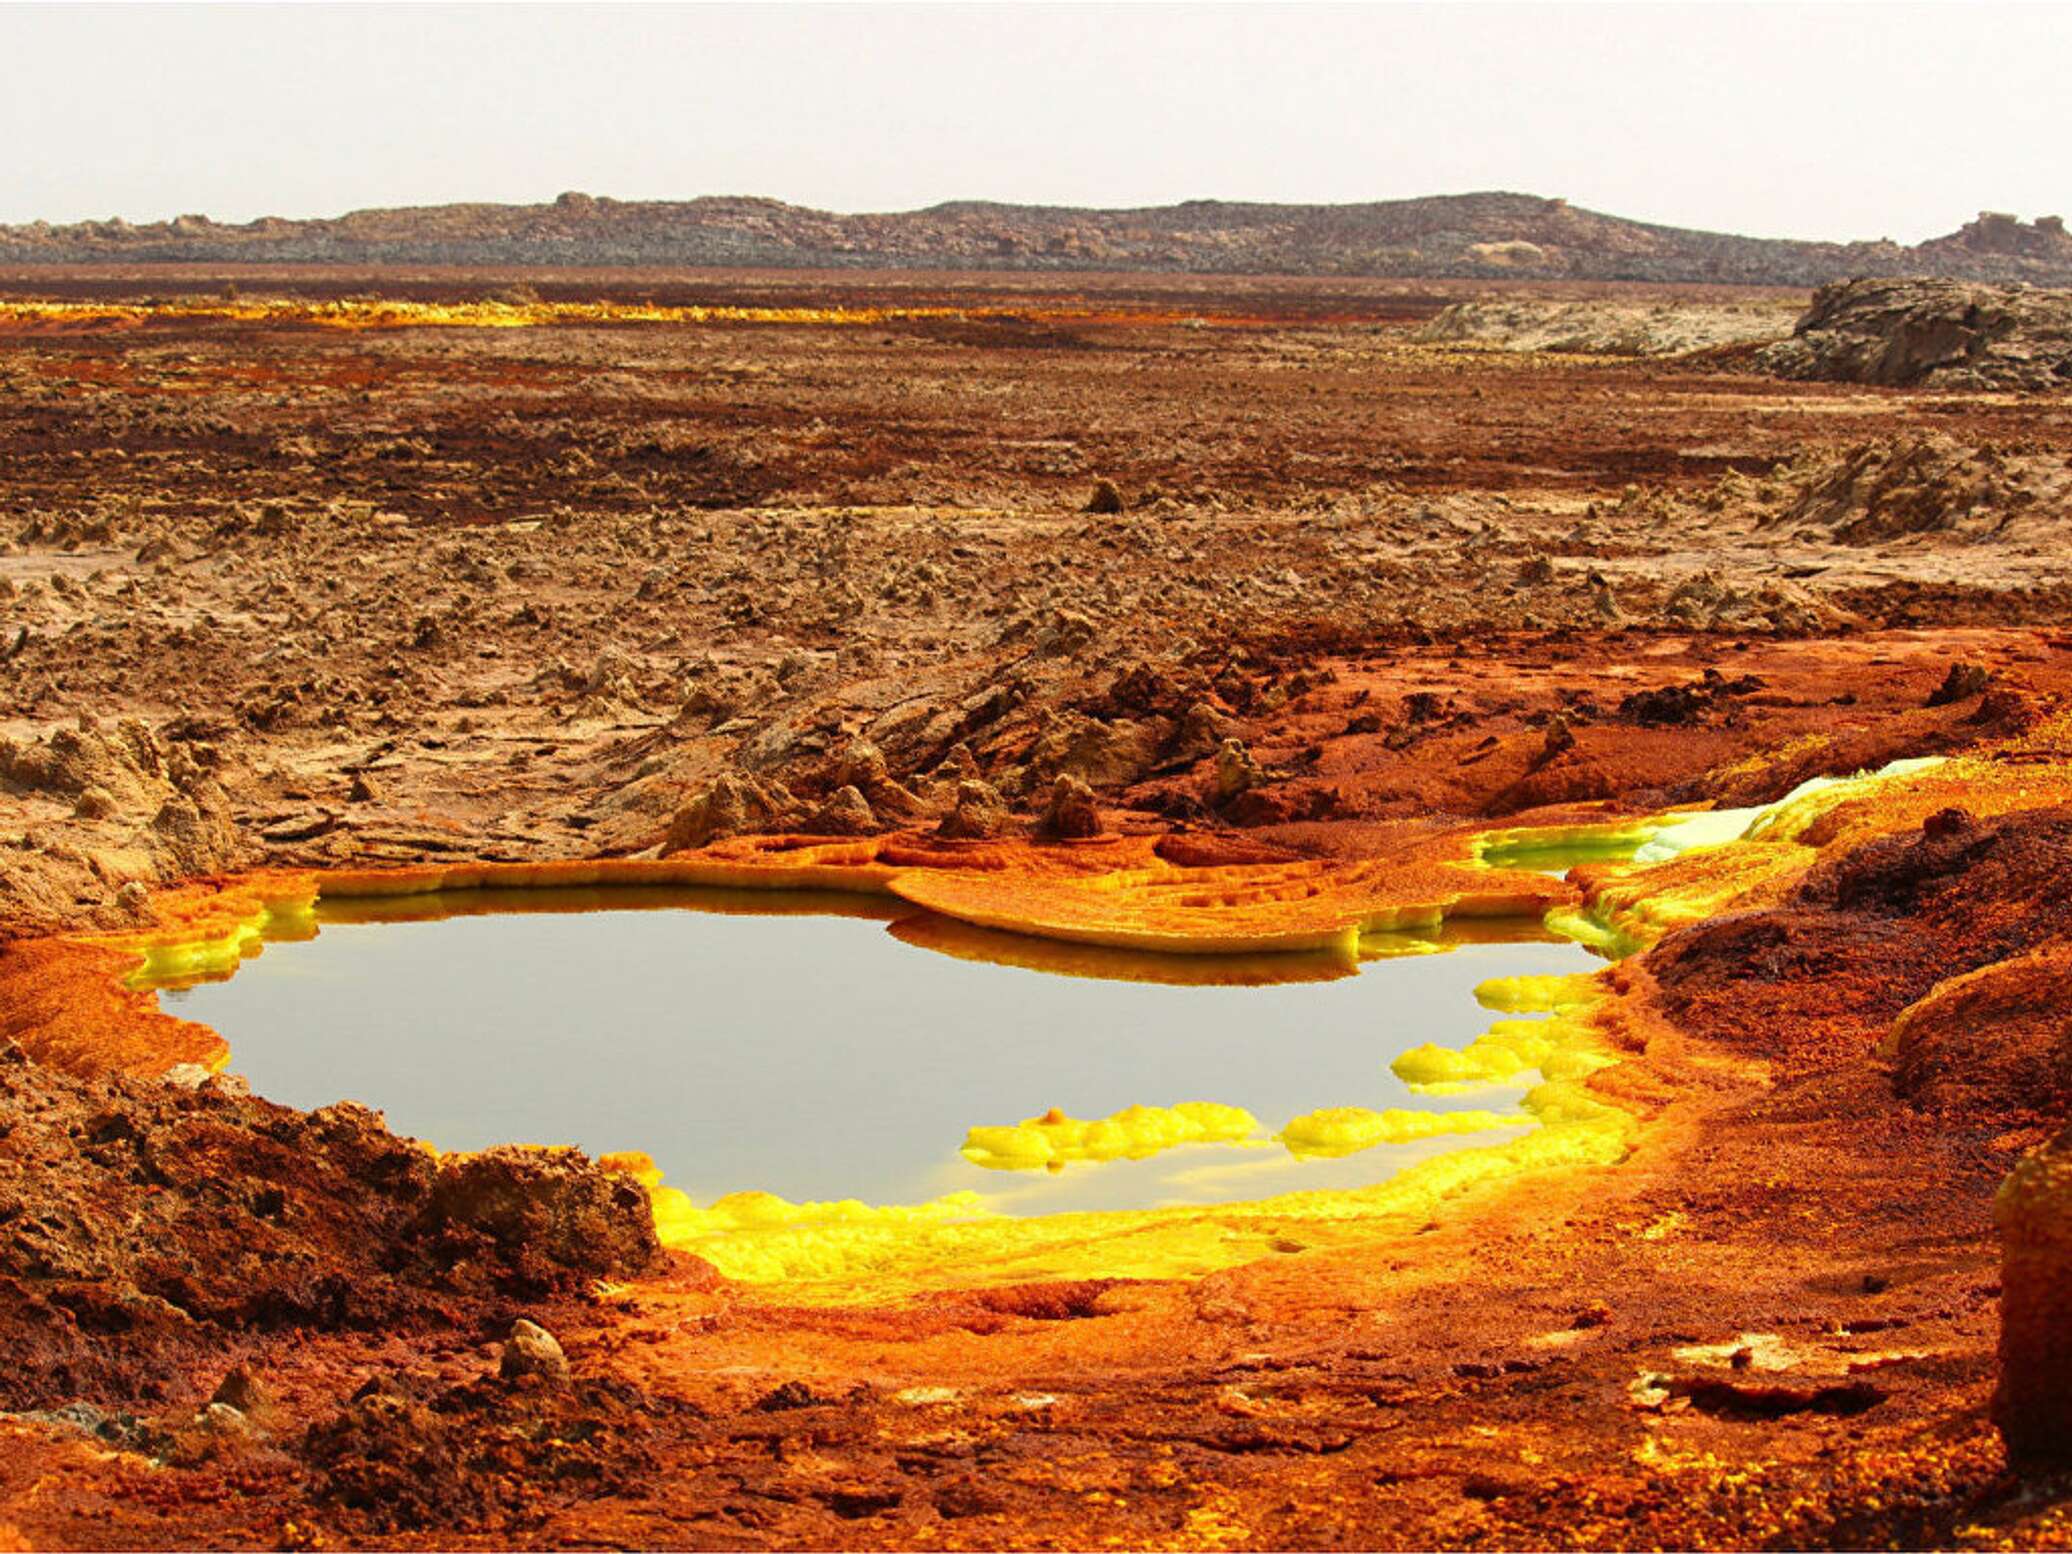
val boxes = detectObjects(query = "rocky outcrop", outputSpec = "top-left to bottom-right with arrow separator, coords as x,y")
1018,713 -> 1166,793
803,783 -> 878,835
1757,277 -> 2072,390
1037,774 -> 1101,839
425,1145 -> 658,1283
1915,210 -> 2072,271
1211,738 -> 1265,804
0,717 -> 247,935
0,719 -> 170,811
1889,946 -> 2072,1116
826,739 -> 931,822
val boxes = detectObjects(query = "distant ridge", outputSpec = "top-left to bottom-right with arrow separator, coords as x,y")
5,191 -> 2071,285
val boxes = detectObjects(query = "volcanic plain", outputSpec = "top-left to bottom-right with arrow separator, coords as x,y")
2,265 -> 2071,1549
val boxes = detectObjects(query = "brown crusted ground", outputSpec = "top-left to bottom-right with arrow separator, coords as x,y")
2,270 -> 2071,1549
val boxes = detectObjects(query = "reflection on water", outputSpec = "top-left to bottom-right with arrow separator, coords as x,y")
158,887 -> 1601,1215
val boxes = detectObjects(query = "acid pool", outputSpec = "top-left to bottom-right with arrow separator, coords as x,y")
146,886 -> 1602,1219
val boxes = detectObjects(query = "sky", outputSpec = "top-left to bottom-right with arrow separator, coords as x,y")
1,1 -> 2066,243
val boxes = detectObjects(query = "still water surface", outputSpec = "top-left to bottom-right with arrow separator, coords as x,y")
161,889 -> 1598,1215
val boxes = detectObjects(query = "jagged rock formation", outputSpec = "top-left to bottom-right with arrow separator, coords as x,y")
7,193 -> 2072,284
1757,276 -> 2072,389
0,716 -> 246,934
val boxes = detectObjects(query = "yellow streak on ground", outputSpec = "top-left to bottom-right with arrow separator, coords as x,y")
0,298 -> 1243,333
602,978 -> 1633,1299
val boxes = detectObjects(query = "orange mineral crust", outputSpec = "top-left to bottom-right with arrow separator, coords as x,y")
0,935 -> 225,1076
294,819 -> 1574,957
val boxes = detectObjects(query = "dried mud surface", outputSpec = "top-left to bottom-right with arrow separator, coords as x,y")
2,269 -> 2071,1549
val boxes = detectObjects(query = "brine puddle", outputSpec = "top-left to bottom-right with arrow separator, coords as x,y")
150,887 -> 1601,1217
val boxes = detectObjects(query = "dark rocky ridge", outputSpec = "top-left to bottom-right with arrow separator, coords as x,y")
6,191 -> 2072,284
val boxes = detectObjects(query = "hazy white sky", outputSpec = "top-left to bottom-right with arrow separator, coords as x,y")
2,2 -> 2065,242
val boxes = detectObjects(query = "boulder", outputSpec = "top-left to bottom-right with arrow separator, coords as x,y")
806,784 -> 878,835
1211,738 -> 1264,804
